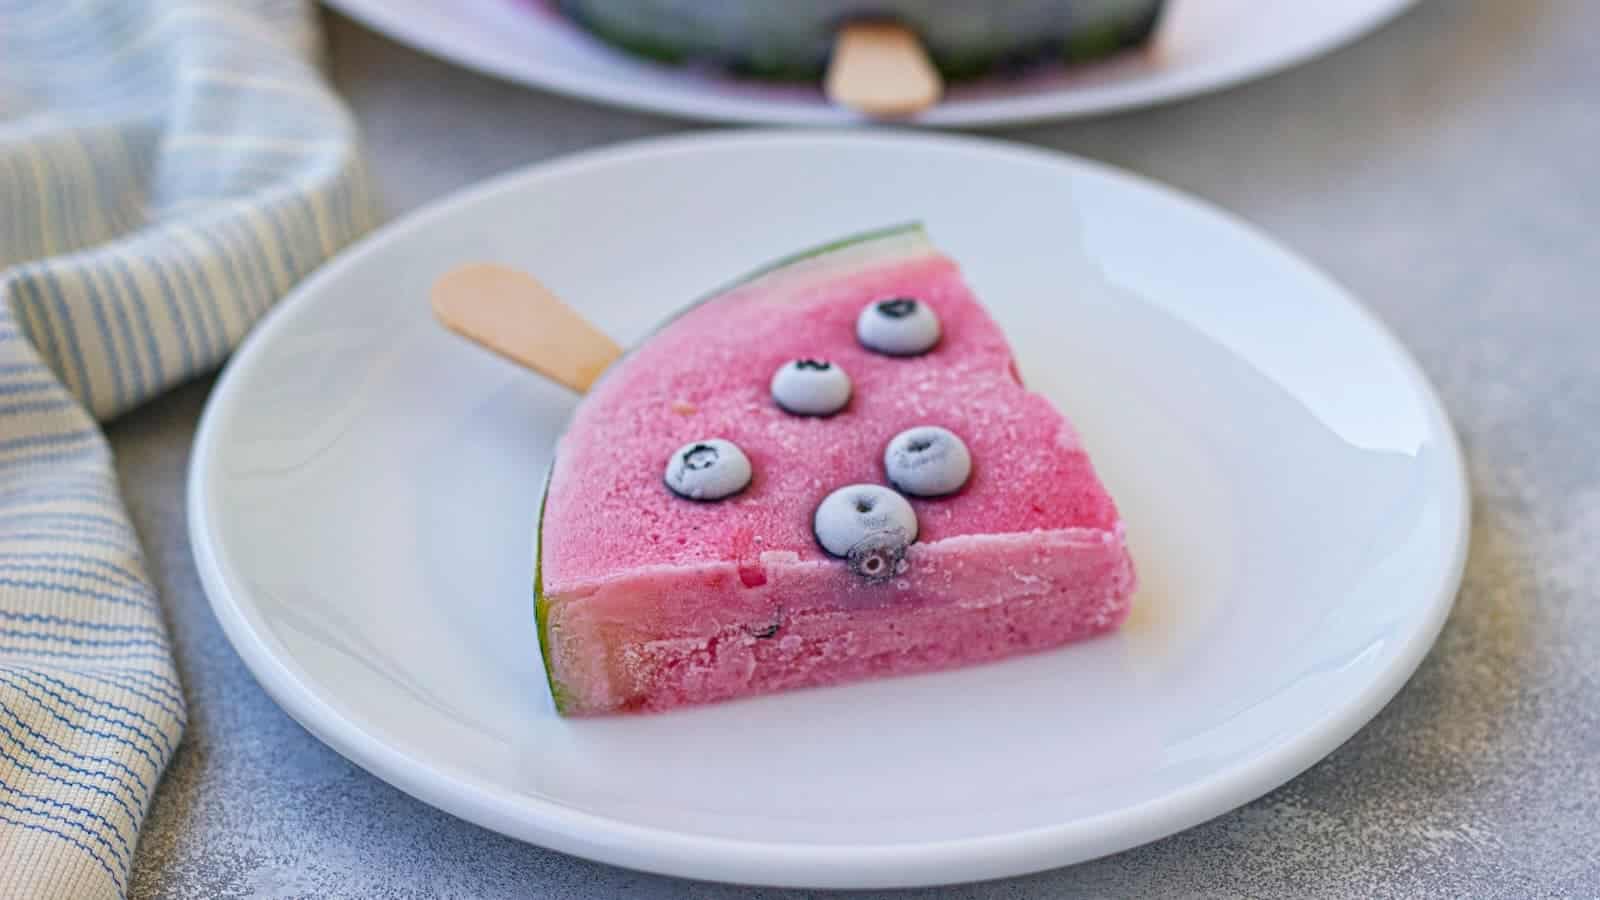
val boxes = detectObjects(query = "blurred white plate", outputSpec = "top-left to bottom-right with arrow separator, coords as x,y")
190,131 -> 1467,888
324,0 -> 1417,126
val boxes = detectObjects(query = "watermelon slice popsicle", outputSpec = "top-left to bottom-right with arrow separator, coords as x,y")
433,224 -> 1135,716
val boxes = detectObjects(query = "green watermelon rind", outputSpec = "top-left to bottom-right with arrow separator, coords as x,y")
533,464 -> 571,714
556,0 -> 1166,82
691,221 -> 923,306
533,222 -> 931,713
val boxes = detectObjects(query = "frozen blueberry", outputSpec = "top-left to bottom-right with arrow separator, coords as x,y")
664,438 -> 751,501
844,530 -> 910,583
771,358 -> 851,416
856,297 -> 941,356
884,426 -> 971,497
812,484 -> 918,577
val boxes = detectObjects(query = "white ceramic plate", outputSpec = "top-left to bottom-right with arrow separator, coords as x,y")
190,132 -> 1467,888
324,0 -> 1417,127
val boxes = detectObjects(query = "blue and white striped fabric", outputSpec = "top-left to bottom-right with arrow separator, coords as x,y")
0,1 -> 373,895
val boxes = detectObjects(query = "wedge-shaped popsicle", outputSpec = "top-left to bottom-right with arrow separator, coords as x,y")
439,224 -> 1135,715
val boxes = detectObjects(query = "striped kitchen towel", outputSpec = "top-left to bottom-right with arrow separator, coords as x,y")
0,1 -> 374,896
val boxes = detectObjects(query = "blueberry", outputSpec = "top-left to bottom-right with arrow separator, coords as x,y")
857,297 -> 940,356
884,426 -> 971,497
845,530 -> 909,584
771,358 -> 851,416
812,484 -> 918,577
664,438 -> 751,501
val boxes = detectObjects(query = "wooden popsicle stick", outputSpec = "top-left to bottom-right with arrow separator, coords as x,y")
430,262 -> 622,394
824,21 -> 943,118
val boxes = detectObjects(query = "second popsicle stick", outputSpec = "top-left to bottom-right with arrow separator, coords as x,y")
824,21 -> 944,118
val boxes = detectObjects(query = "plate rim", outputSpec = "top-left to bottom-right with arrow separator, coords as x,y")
188,129 -> 1470,888
322,0 -> 1419,127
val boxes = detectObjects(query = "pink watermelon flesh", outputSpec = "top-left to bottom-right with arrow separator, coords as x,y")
538,225 -> 1134,715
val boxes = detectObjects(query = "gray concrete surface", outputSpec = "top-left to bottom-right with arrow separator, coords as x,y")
121,0 -> 1599,896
